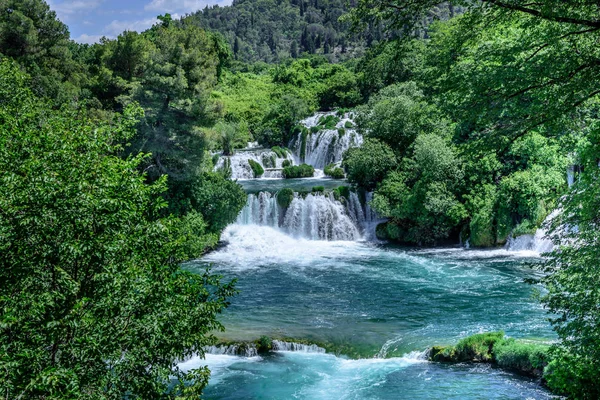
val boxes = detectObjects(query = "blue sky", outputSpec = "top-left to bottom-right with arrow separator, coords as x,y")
47,0 -> 232,44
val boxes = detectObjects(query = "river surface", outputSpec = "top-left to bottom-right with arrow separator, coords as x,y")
185,223 -> 554,399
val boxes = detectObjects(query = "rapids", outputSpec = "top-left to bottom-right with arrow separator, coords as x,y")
185,223 -> 555,399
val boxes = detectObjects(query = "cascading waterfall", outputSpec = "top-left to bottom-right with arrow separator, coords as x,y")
505,209 -> 559,253
237,192 -> 280,227
214,149 -> 294,180
346,192 -> 384,240
290,112 -> 363,170
236,191 -> 361,241
272,340 -> 326,353
204,344 -> 258,357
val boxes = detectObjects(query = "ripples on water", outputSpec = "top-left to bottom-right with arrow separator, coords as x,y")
186,225 -> 553,399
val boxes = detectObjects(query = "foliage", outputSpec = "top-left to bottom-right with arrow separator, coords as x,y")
429,332 -> 549,377
186,172 -> 248,233
217,121 -> 250,155
248,159 -> 265,178
538,126 -> 600,399
282,163 -> 315,178
356,82 -> 450,156
277,188 -> 295,208
324,163 -> 345,179
0,0 -> 84,102
0,60 -> 235,399
494,339 -> 549,373
271,146 -> 289,158
371,134 -> 466,244
343,138 -> 397,190
188,0 -> 384,63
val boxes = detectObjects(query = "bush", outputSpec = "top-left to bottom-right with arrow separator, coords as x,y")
271,146 -> 288,158
453,332 -> 505,362
312,186 -> 325,193
324,163 -> 345,179
248,159 -> 264,178
282,159 -> 292,168
333,186 -> 351,201
277,188 -> 295,208
344,120 -> 354,129
283,164 -> 314,179
317,114 -> 340,129
190,172 -> 247,233
338,128 -> 346,137
494,339 -> 549,373
343,138 -> 397,190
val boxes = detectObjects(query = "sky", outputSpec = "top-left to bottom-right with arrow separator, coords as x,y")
47,0 -> 233,44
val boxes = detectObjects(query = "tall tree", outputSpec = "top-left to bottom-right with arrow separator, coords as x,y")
0,59 -> 235,399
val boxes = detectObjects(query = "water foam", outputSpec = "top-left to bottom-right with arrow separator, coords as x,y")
203,224 -> 372,269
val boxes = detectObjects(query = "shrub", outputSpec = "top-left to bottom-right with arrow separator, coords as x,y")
283,164 -> 314,179
338,128 -> 346,137
333,186 -> 351,201
282,159 -> 292,168
317,114 -> 340,129
494,338 -> 549,373
212,153 -> 220,167
256,336 -> 273,353
343,138 -> 397,190
312,186 -> 325,193
324,163 -> 345,179
344,120 -> 354,129
453,332 -> 505,362
248,159 -> 264,178
277,188 -> 295,208
271,146 -> 288,158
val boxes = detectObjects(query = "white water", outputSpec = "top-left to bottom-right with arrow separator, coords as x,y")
214,149 -> 294,180
505,209 -> 559,254
272,340 -> 326,353
204,344 -> 258,357
290,112 -> 364,169
237,192 -> 361,241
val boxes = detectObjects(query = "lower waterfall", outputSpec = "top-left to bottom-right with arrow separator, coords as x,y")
237,191 -> 361,241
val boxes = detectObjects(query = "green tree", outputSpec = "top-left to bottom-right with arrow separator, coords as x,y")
0,60 -> 234,399
343,138 -> 397,190
0,0 -> 84,102
539,125 -> 600,399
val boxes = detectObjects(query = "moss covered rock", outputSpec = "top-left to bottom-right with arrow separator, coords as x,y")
277,188 -> 295,209
248,159 -> 264,178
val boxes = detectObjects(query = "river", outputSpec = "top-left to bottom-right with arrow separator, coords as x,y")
191,113 -> 555,399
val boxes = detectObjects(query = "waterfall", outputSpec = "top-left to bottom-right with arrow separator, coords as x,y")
505,209 -> 559,254
204,344 -> 258,357
237,192 -> 280,227
283,193 -> 360,240
236,191 -> 361,241
271,340 -> 326,353
346,191 -> 385,240
215,149 -> 293,180
290,112 -> 363,170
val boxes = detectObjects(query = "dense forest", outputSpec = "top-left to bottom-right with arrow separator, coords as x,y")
2,0 -> 600,398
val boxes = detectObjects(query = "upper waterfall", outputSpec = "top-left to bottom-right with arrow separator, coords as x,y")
214,147 -> 294,180
289,111 -> 363,170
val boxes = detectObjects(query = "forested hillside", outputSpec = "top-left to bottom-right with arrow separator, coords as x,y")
186,0 -> 461,63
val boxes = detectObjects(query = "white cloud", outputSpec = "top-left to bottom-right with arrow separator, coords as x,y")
73,33 -> 105,44
48,0 -> 103,20
144,0 -> 231,14
103,17 -> 159,37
